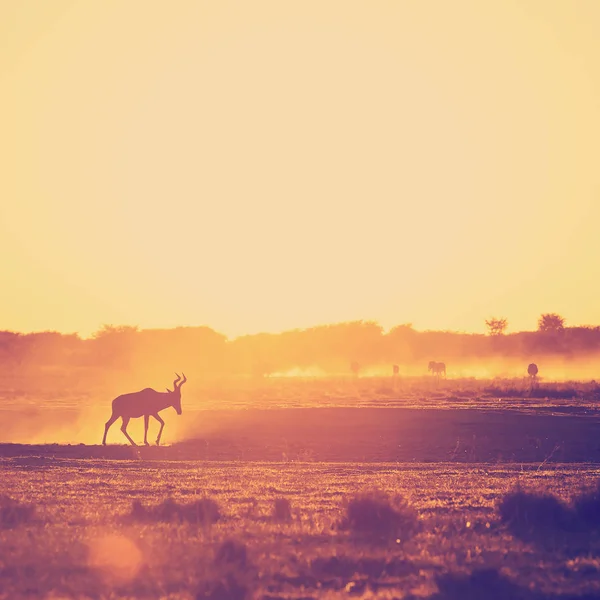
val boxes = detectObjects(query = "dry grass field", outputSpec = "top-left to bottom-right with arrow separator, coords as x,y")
3,377 -> 600,598
2,460 -> 600,599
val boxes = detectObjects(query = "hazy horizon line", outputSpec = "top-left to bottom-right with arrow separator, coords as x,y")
0,316 -> 588,341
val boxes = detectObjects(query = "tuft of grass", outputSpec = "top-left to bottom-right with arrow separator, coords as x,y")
128,497 -> 220,525
497,489 -> 572,537
0,495 -> 36,529
340,489 -> 418,541
272,497 -> 292,522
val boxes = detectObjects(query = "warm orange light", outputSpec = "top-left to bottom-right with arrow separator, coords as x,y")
2,1 -> 599,337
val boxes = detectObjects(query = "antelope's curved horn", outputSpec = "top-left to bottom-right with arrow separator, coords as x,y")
179,373 -> 187,387
173,373 -> 181,388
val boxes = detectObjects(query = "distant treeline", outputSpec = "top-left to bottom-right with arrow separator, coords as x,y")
1,320 -> 599,378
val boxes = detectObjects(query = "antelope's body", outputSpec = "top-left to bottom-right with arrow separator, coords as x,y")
102,373 -> 187,446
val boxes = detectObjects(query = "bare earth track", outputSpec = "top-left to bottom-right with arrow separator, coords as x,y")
2,407 -> 600,463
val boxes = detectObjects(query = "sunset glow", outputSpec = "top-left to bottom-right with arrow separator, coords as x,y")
2,1 -> 599,338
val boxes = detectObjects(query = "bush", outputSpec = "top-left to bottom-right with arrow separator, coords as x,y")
497,489 -> 572,537
214,539 -> 248,569
499,481 -> 600,544
0,496 -> 36,529
573,481 -> 600,527
128,497 -> 220,525
340,490 -> 418,541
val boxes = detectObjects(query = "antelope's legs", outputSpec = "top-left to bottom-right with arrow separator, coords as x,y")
143,414 -> 150,446
154,413 -> 165,446
120,416 -> 137,446
102,412 -> 118,445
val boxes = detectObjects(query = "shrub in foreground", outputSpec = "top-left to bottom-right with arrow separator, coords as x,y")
340,490 -> 418,541
129,497 -> 220,525
573,481 -> 600,527
0,496 -> 36,529
499,481 -> 600,541
497,489 -> 572,537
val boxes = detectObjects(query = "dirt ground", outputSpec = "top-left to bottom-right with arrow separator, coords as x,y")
2,406 -> 600,464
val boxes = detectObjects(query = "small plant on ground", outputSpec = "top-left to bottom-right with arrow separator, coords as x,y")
272,497 -> 292,522
214,539 -> 249,569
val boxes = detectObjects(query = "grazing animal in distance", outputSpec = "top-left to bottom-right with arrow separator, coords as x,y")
102,373 -> 187,447
428,361 -> 446,378
527,363 -> 539,392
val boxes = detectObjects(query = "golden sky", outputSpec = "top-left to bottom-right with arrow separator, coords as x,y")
2,1 -> 599,338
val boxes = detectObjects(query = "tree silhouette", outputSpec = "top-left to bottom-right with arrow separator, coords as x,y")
91,325 -> 139,368
92,325 -> 139,339
537,313 -> 565,333
485,317 -> 508,336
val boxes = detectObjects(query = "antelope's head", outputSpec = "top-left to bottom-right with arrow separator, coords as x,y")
166,372 -> 187,414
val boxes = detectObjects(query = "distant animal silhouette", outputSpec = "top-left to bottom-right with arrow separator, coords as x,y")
526,363 -> 539,392
350,361 -> 360,377
393,364 -> 399,376
102,373 -> 187,446
428,361 -> 446,378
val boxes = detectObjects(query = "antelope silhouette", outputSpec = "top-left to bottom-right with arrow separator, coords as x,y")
102,373 -> 187,446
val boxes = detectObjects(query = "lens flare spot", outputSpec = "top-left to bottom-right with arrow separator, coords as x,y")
88,533 -> 142,582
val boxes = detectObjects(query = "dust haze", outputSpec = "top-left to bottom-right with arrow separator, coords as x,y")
3,351 -> 600,446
